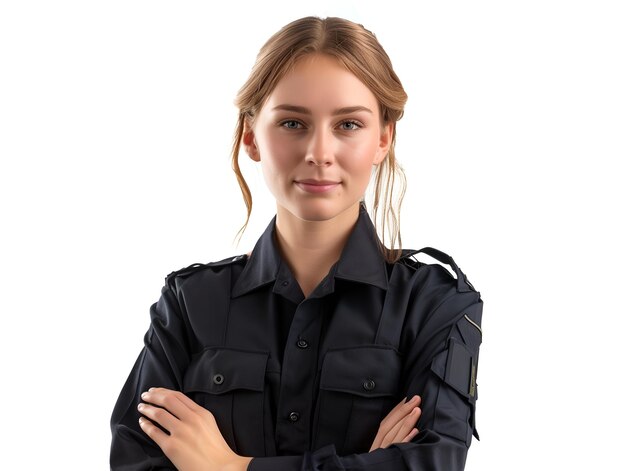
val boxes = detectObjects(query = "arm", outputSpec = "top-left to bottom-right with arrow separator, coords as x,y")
249,285 -> 483,471
136,387 -> 253,471
110,280 -> 191,470
112,265 -> 482,470
111,301 -> 422,470
131,387 -> 422,470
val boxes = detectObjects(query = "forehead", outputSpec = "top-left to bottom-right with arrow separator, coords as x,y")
262,54 -> 379,114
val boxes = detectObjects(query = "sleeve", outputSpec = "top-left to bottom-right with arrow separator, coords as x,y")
110,278 -> 191,470
248,270 -> 483,471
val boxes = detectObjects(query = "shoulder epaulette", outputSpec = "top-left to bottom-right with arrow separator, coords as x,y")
397,249 -> 426,271
399,247 -> 477,293
165,254 -> 247,287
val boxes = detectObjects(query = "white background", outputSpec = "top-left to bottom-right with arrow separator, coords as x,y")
1,1 -> 624,469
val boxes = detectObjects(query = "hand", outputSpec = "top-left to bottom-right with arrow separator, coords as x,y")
137,387 -> 253,471
369,395 -> 421,451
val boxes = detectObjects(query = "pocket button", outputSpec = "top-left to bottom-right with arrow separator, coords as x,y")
363,379 -> 376,391
213,373 -> 224,385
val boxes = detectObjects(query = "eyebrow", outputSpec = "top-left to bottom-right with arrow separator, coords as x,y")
271,104 -> 373,116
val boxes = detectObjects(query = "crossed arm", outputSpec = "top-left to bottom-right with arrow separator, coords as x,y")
112,269 -> 482,470
136,387 -> 422,471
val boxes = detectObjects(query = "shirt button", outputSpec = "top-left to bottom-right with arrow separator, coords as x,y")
363,379 -> 376,391
289,411 -> 300,422
296,338 -> 309,349
213,374 -> 224,385
281,280 -> 290,287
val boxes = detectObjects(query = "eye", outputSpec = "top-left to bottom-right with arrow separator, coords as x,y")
338,120 -> 362,131
280,120 -> 304,130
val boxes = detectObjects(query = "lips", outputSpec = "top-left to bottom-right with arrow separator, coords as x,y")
294,179 -> 341,194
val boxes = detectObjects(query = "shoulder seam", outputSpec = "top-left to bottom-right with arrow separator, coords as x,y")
165,255 -> 247,285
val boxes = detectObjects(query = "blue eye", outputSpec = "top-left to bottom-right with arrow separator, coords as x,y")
340,120 -> 361,131
281,120 -> 303,129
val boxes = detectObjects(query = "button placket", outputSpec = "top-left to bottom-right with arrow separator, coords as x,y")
275,299 -> 324,453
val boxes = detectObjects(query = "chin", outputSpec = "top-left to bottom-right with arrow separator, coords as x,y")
286,199 -> 358,223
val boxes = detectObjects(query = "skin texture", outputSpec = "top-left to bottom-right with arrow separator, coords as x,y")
138,388 -> 420,470
138,388 -> 253,471
138,54 -> 421,469
369,395 -> 422,451
243,53 -> 392,224
242,53 -> 393,297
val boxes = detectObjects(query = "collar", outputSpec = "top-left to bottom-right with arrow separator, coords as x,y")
231,204 -> 388,299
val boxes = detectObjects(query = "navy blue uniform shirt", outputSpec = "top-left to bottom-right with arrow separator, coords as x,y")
110,204 -> 483,470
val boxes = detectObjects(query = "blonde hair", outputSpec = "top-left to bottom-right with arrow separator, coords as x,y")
231,16 -> 408,262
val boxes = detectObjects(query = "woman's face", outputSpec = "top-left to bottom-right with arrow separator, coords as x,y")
243,53 -> 393,223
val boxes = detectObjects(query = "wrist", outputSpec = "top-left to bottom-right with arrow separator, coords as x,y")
225,455 -> 253,471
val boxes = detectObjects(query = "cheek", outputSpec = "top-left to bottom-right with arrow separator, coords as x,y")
338,138 -> 380,175
258,136 -> 301,183
259,131 -> 301,166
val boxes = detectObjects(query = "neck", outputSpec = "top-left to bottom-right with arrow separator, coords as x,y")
274,202 -> 361,297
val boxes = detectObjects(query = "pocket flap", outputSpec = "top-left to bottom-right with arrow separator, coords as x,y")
456,304 -> 482,352
431,339 -> 476,400
183,348 -> 268,394
320,346 -> 401,398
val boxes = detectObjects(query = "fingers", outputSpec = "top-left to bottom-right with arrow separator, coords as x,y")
137,387 -> 205,435
370,396 -> 416,450
402,427 -> 419,443
138,416 -> 169,450
380,406 -> 421,449
162,387 -> 207,415
370,395 -> 421,451
382,395 -> 421,430
140,388 -> 193,420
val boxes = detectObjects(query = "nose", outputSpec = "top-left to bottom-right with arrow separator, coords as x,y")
305,127 -> 334,167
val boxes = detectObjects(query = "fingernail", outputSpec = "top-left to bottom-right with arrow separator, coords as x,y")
149,387 -> 155,392
137,403 -> 144,410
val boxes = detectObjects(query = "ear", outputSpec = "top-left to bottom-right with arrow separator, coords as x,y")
373,122 -> 394,165
243,118 -> 260,162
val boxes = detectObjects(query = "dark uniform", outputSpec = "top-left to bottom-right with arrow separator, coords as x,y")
110,204 -> 483,470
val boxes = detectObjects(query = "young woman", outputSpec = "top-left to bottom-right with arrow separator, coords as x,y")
110,16 -> 483,471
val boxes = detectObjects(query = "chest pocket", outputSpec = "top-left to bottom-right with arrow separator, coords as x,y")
313,346 -> 402,454
183,347 -> 270,457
